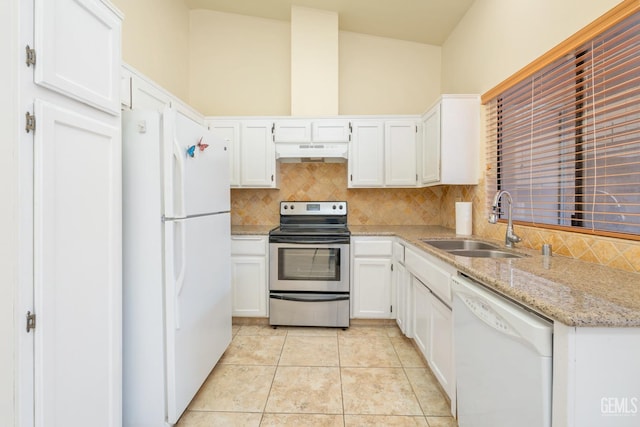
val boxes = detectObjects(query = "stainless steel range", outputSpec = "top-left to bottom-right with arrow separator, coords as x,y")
269,201 -> 350,328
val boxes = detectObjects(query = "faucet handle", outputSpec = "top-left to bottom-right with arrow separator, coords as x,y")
488,212 -> 497,224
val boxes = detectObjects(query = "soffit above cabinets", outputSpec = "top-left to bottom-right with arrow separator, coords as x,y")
184,0 -> 475,45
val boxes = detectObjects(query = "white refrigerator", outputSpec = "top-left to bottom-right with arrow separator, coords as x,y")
122,107 -> 232,426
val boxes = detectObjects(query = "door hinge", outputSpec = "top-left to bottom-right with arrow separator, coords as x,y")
415,125 -> 418,133
390,305 -> 393,313
25,112 -> 36,133
391,263 -> 394,272
350,174 -> 353,181
25,45 -> 36,67
26,311 -> 36,333
271,174 -> 274,182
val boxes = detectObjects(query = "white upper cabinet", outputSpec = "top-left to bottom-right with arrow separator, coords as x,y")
241,120 -> 278,188
208,121 -> 240,187
273,120 -> 311,143
312,120 -> 351,142
385,121 -> 418,187
348,121 -> 385,187
34,0 -> 121,115
421,95 -> 480,186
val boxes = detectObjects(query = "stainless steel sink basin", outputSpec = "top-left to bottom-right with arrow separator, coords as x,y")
421,239 -> 525,259
449,249 -> 524,259
421,239 -> 501,251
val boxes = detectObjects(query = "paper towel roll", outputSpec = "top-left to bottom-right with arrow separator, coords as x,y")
455,202 -> 473,236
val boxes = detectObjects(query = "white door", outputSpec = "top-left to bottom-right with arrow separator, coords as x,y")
164,213 -> 232,423
385,121 -> 417,187
428,293 -> 454,399
413,276 -> 431,358
34,0 -> 121,114
33,99 -> 121,427
241,121 -> 276,187
231,256 -> 268,317
348,121 -> 384,188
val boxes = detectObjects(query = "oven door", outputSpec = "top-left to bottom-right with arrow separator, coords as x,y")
269,241 -> 350,292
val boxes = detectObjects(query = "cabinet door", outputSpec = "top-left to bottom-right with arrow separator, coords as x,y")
33,99 -> 121,427
429,293 -> 454,399
385,121 -> 417,187
230,256 -> 268,317
209,121 -> 241,187
352,257 -> 392,318
312,120 -> 351,142
412,276 -> 430,358
274,120 -> 311,143
394,262 -> 412,337
35,0 -> 121,114
422,104 -> 441,185
240,121 -> 277,188
348,121 -> 384,188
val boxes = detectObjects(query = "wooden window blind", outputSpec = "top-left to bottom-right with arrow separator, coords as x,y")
486,8 -> 640,240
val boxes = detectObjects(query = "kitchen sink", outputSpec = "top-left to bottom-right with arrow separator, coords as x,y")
421,239 -> 502,251
448,249 -> 524,259
421,239 -> 525,259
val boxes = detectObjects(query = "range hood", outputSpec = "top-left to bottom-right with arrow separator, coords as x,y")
275,141 -> 348,163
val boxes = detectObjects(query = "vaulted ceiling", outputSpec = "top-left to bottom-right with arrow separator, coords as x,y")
184,0 -> 475,45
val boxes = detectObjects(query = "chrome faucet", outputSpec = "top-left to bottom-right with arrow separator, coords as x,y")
489,190 -> 522,248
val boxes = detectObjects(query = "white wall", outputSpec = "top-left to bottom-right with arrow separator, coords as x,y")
441,0 -> 624,94
111,0 -> 191,101
0,0 -> 18,424
339,31 -> 441,114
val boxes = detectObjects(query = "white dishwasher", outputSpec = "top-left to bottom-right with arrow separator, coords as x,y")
452,274 -> 553,427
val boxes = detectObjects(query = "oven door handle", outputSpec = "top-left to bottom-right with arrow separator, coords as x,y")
269,237 -> 349,245
270,293 -> 350,303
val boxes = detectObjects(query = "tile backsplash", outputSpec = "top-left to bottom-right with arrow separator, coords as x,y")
231,162 -> 640,273
231,163 -> 445,226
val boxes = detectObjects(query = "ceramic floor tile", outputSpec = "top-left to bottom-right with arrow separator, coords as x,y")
426,416 -> 459,427
339,336 -> 401,367
404,368 -> 451,416
177,410 -> 262,427
265,366 -> 343,414
279,336 -> 339,366
219,335 -> 285,365
188,365 -> 276,412
338,326 -> 390,337
237,325 -> 287,336
231,325 -> 241,337
386,326 -> 405,337
390,337 -> 427,368
285,326 -> 338,337
341,367 -> 423,416
260,413 -> 344,426
344,415 -> 429,426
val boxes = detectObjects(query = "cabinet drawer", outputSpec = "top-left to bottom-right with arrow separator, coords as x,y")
405,248 -> 452,304
231,236 -> 267,255
353,239 -> 393,257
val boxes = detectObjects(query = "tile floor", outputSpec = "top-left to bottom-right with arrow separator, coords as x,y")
177,324 -> 458,427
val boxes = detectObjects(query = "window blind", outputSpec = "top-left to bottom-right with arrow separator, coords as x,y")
486,9 -> 640,240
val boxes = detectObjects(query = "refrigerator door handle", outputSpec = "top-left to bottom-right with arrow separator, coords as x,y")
172,138 -> 186,218
172,219 -> 187,330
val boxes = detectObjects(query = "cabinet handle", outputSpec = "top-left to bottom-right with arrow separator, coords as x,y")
271,174 -> 274,182
350,174 -> 353,181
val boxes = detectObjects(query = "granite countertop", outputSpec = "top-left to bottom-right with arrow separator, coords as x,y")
351,225 -> 640,327
231,224 -> 276,235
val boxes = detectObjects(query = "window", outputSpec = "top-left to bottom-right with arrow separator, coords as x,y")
485,5 -> 640,240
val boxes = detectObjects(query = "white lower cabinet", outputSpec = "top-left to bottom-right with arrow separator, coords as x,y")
412,276 -> 431,355
393,241 -> 412,337
428,292 -> 454,399
230,236 -> 268,317
351,237 -> 394,318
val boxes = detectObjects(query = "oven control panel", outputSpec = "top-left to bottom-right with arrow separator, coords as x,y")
280,201 -> 347,215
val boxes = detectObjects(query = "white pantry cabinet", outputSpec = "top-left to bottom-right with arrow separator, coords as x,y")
421,95 -> 480,186
231,236 -> 269,317
351,237 -> 394,318
20,1 -> 123,426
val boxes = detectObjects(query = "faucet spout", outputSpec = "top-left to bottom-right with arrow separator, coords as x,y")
488,190 -> 521,248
